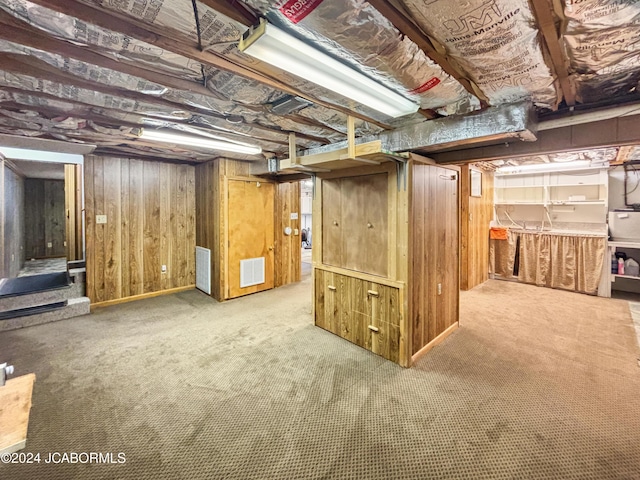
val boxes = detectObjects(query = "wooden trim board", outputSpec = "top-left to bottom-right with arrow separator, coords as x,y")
90,285 -> 195,309
411,321 -> 459,365
0,373 -> 36,453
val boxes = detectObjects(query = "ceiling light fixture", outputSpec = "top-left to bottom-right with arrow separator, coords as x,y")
139,129 -> 262,155
495,160 -> 597,175
239,19 -> 419,118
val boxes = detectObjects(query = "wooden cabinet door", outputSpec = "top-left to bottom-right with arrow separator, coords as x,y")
321,179 -> 342,268
367,282 -> 401,363
226,180 -> 275,299
315,269 -> 341,335
321,173 -> 388,277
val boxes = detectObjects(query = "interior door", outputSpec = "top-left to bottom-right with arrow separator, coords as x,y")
226,179 -> 275,299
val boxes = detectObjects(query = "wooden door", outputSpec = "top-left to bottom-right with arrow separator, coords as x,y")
226,180 -> 275,299
434,166 -> 459,339
411,163 -> 459,354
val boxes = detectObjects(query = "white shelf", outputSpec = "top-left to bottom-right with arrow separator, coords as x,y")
612,274 -> 640,281
495,202 -> 546,206
549,201 -> 606,206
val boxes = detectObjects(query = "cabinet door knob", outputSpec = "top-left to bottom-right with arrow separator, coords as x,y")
368,325 -> 379,332
328,285 -> 337,291
367,222 -> 373,228
367,290 -> 379,297
333,221 -> 339,226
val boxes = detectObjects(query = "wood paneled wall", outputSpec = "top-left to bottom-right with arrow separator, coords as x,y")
24,179 -> 66,259
1,159 -> 25,278
460,165 -> 494,290
65,164 -> 83,261
85,155 -> 195,304
275,181 -> 301,287
196,158 -> 300,300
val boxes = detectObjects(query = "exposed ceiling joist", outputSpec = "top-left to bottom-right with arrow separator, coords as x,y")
197,0 -> 258,26
612,145 -> 635,166
529,0 -> 575,107
26,0 -> 392,129
0,9 -> 216,98
365,0 -> 488,104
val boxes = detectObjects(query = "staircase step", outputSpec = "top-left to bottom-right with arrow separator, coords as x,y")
0,297 -> 90,332
0,288 -> 71,314
0,301 -> 66,321
0,272 -> 71,297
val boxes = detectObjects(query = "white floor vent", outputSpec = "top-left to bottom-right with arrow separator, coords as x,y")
195,246 -> 211,294
240,257 -> 265,288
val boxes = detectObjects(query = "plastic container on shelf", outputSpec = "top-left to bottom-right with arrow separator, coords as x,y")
618,257 -> 625,275
625,258 -> 640,277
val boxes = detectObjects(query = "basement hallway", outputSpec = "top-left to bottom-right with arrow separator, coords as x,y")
0,278 -> 639,479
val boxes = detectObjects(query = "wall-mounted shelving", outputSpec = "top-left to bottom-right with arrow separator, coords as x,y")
494,168 -> 608,226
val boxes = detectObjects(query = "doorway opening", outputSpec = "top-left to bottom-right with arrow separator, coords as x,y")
301,179 -> 312,278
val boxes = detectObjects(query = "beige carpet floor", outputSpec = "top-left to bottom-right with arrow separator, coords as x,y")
0,278 -> 639,479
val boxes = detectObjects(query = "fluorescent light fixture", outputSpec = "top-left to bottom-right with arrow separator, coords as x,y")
496,160 -> 597,175
139,129 -> 262,155
239,19 -> 419,118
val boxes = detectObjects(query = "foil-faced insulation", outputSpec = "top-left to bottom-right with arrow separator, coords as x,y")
397,0 -> 558,109
379,101 -> 537,153
563,1 -> 640,103
296,101 -> 537,156
0,0 -> 376,139
67,0 -> 412,124
244,0 -> 474,113
0,72 -> 289,154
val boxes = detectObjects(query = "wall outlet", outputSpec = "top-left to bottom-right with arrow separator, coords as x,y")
161,265 -> 167,273
294,228 -> 299,235
96,215 -> 107,224
47,242 -> 52,248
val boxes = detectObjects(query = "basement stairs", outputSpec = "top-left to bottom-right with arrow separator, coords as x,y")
0,267 -> 90,332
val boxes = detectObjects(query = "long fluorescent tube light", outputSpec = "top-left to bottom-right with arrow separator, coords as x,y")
496,160 -> 597,175
239,19 -> 419,118
140,129 -> 262,155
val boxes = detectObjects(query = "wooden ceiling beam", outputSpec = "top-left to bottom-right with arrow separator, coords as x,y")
529,0 -> 576,107
25,0 -> 391,129
197,0 -> 258,26
612,145 -> 636,166
0,10 -> 214,98
365,0 -> 489,104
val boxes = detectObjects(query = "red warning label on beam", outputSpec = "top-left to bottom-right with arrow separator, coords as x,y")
410,77 -> 441,94
279,0 -> 324,24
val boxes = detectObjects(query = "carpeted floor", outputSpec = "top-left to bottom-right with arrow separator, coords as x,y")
0,278 -> 639,479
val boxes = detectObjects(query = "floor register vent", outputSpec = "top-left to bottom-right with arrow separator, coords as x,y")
240,257 -> 265,288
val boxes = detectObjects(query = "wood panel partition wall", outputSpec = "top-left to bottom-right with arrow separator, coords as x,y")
85,155 -> 195,304
275,181 -> 301,287
1,158 -> 25,278
24,179 -> 66,259
459,165 -> 494,290
64,164 -> 83,261
196,158 -> 301,301
312,155 -> 460,367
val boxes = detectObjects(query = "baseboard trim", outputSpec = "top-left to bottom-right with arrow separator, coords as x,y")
0,440 -> 26,455
90,285 -> 195,310
411,321 -> 459,365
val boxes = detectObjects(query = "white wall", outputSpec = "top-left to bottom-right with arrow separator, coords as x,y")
609,165 -> 640,210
